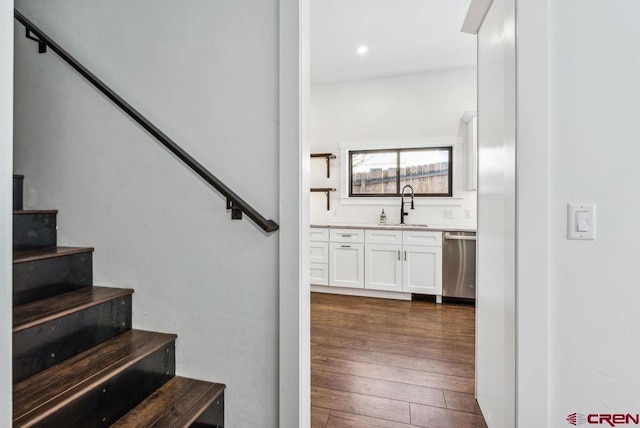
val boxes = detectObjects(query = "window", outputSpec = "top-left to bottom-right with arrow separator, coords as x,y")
349,147 -> 452,197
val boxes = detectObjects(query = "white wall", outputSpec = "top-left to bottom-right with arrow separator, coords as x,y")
475,0 -> 516,426
309,69 -> 477,227
0,0 -> 13,424
548,0 -> 640,422
13,1 -> 279,426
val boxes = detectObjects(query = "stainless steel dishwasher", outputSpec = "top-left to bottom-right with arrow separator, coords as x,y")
442,231 -> 476,299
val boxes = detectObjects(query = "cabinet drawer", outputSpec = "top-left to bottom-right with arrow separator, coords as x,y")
402,230 -> 442,247
310,263 -> 329,286
330,228 -> 365,243
310,242 -> 329,264
365,229 -> 402,245
310,228 -> 329,242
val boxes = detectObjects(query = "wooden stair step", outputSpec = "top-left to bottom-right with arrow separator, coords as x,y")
13,329 -> 177,427
14,286 -> 133,332
13,246 -> 94,306
13,209 -> 58,215
113,377 -> 226,428
13,246 -> 94,264
13,286 -> 134,383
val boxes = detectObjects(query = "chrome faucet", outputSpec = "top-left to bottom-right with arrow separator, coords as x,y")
400,184 -> 414,224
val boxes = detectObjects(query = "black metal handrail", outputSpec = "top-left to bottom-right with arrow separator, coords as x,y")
14,9 -> 279,233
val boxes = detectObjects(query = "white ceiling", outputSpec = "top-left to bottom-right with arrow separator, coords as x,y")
311,0 -> 476,84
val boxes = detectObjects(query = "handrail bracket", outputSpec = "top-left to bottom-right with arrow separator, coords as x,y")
226,199 -> 243,220
25,28 -> 47,54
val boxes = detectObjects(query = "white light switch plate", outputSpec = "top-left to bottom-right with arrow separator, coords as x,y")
567,203 -> 595,240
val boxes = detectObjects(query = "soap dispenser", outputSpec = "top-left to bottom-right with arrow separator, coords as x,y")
379,209 -> 387,224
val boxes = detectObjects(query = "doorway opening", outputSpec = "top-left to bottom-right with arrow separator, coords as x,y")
306,1 -> 481,425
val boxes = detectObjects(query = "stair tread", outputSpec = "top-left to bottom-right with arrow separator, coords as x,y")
13,174 -> 24,179
13,209 -> 58,215
13,286 -> 134,333
13,246 -> 94,264
112,376 -> 226,428
13,329 -> 177,426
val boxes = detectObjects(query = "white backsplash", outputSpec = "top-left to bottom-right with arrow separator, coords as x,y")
310,196 -> 476,228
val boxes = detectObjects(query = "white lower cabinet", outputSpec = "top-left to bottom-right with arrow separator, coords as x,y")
365,235 -> 443,295
402,245 -> 442,295
330,242 -> 364,288
365,244 -> 403,292
312,227 -> 443,298
310,228 -> 329,286
310,263 -> 329,286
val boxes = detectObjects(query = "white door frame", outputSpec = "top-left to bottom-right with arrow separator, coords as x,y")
279,0 -> 311,427
1,0 -> 15,424
514,0 -> 549,425
464,0 -> 549,426
279,0 -> 549,426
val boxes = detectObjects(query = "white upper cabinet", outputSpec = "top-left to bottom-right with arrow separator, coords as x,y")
462,110 -> 478,191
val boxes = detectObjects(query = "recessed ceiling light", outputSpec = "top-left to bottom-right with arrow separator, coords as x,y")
357,46 -> 368,55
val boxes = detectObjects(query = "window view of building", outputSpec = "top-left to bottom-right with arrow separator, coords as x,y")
350,147 -> 452,197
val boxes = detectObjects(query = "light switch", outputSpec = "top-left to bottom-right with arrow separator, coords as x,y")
568,203 -> 595,240
576,211 -> 589,232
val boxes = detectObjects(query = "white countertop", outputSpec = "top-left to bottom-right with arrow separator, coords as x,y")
311,223 -> 476,233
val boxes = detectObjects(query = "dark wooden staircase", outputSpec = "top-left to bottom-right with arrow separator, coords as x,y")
12,174 -> 225,427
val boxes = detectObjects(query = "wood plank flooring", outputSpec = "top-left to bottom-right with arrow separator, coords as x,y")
311,293 -> 486,428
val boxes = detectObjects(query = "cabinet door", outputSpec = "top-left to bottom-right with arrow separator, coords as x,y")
402,245 -> 442,295
330,243 -> 364,288
365,244 -> 402,291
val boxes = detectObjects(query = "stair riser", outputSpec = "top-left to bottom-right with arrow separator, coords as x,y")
13,175 -> 23,211
193,393 -> 225,428
13,212 -> 57,251
13,253 -> 92,306
13,295 -> 133,383
34,342 -> 176,428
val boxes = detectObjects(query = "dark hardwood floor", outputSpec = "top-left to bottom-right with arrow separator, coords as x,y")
311,293 -> 486,428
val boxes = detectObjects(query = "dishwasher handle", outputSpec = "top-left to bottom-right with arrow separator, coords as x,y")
443,233 -> 476,241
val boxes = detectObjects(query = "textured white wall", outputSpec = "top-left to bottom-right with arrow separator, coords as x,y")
548,0 -> 640,422
1,0 -> 13,424
475,0 -> 517,426
309,69 -> 477,227
13,1 -> 279,426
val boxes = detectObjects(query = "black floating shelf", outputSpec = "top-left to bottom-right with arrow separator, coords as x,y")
311,153 -> 336,178
310,188 -> 336,211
